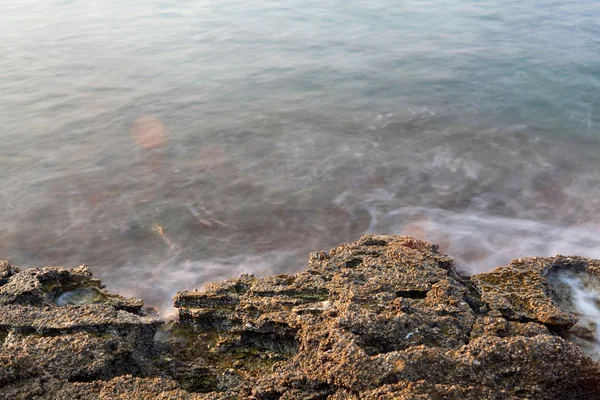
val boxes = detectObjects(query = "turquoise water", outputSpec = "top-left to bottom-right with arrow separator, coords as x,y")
2,0 -> 600,307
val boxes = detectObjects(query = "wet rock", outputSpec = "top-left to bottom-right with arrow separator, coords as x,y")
3,236 -> 600,399
55,287 -> 107,306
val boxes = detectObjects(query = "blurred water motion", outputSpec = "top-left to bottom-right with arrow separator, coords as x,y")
553,272 -> 600,361
2,0 -> 600,309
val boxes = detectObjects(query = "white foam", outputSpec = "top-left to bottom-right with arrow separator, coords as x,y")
557,274 -> 600,360
99,249 -> 299,316
388,209 -> 600,273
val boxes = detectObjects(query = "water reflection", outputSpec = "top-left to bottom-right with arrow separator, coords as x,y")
131,115 -> 166,149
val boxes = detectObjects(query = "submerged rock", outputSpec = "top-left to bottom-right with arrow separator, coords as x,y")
2,235 -> 600,399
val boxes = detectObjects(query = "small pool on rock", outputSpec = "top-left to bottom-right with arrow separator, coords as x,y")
55,287 -> 106,306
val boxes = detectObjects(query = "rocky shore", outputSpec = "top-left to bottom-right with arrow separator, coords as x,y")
2,235 -> 600,399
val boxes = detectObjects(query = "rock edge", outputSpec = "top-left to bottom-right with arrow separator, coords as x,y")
1,235 -> 600,399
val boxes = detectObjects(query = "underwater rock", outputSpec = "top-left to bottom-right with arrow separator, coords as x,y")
2,236 -> 600,399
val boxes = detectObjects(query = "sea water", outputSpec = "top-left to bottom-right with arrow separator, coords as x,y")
2,0 -> 600,308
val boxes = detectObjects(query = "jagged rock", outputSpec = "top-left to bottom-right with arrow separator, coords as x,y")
0,261 -> 18,286
471,256 -> 595,329
0,265 -> 162,399
173,236 -> 600,399
2,235 -> 600,399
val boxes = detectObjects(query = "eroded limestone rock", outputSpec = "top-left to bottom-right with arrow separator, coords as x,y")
0,265 -> 161,399
171,236 -> 600,399
2,235 -> 600,399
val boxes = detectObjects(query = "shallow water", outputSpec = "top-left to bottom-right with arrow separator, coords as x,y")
2,0 -> 600,308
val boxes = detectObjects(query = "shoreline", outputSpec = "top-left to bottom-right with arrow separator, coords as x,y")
1,235 -> 600,399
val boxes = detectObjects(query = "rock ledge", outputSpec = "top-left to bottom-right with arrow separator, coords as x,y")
1,236 -> 600,399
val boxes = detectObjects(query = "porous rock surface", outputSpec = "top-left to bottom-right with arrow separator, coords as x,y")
1,236 -> 600,399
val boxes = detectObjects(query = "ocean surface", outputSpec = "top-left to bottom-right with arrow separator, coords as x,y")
2,0 -> 600,309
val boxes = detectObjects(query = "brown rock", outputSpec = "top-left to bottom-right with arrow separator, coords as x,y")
2,236 -> 600,399
172,235 -> 600,399
471,256 -> 588,329
0,264 -> 162,399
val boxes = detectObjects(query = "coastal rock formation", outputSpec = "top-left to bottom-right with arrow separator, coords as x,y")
1,236 -> 600,399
